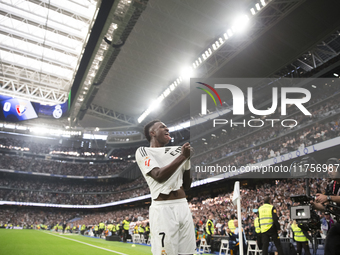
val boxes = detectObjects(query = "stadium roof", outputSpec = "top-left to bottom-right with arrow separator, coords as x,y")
1,0 -> 340,134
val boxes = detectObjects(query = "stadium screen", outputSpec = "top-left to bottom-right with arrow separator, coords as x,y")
0,95 -> 68,122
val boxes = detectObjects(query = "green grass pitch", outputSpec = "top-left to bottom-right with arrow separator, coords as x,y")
0,229 -> 210,255
0,229 -> 153,255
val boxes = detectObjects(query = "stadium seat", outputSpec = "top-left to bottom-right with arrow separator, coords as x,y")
140,234 -> 145,243
219,239 -> 230,255
198,238 -> 211,253
132,234 -> 141,244
247,240 -> 262,255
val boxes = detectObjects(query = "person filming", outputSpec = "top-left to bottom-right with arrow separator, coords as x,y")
313,158 -> 340,255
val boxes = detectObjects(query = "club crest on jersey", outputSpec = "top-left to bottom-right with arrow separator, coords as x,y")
16,104 -> 27,116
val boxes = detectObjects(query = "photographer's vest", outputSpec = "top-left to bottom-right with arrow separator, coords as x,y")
112,225 -> 116,232
228,220 -> 236,233
99,222 -> 105,230
254,218 -> 261,234
116,224 -> 120,231
205,219 -> 215,235
292,224 -> 308,242
259,204 -> 274,233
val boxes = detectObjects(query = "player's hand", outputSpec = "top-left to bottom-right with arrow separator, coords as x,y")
315,193 -> 327,204
226,228 -> 231,234
181,142 -> 193,158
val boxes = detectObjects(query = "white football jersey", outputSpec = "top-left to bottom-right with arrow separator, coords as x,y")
135,146 -> 190,200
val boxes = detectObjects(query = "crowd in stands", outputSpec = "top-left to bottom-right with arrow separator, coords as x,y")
0,155 -> 131,176
0,137 -> 112,157
0,177 -> 149,205
0,178 -> 332,241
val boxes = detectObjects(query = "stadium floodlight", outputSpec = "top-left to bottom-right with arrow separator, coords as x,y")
250,8 -> 256,15
334,73 -> 339,77
163,88 -> 171,97
260,0 -> 266,6
255,3 -> 261,10
232,15 -> 250,33
312,85 -> 317,88
224,33 -> 228,40
170,84 -> 175,91
180,66 -> 194,80
227,29 -> 233,37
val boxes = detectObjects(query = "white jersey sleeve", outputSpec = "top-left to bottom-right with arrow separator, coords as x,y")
135,147 -> 161,175
135,146 -> 190,200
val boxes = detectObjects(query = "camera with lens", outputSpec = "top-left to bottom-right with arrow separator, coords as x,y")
290,195 -> 321,231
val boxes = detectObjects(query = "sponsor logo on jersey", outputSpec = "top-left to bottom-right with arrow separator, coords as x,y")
145,159 -> 151,167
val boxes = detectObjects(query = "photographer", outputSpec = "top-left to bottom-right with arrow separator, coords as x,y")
313,158 -> 340,255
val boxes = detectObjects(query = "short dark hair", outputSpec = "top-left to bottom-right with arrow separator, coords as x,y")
264,195 -> 271,204
144,120 -> 161,142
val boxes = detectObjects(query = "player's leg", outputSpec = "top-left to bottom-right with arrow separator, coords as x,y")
149,202 -> 179,255
177,200 -> 196,255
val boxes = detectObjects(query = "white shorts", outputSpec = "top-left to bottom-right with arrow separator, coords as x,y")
149,198 -> 196,255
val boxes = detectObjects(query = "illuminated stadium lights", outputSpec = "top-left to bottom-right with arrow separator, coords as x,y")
334,73 -> 339,77
29,127 -> 81,137
168,121 -> 190,132
312,85 -> 317,88
139,0 -> 271,124
163,88 -> 171,97
4,124 -> 15,129
15,125 -> 27,131
180,66 -> 194,79
232,15 -> 250,33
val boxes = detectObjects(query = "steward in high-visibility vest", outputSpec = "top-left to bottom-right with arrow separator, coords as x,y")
291,221 -> 311,255
205,214 -> 215,245
254,214 -> 263,249
292,223 -> 308,242
228,219 -> 236,233
122,217 -> 130,242
122,219 -> 130,230
254,217 -> 261,234
116,223 -> 120,235
81,224 -> 86,235
258,196 -> 283,255
111,224 -> 116,233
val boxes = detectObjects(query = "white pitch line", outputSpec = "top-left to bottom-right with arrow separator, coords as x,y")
44,231 -> 127,255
